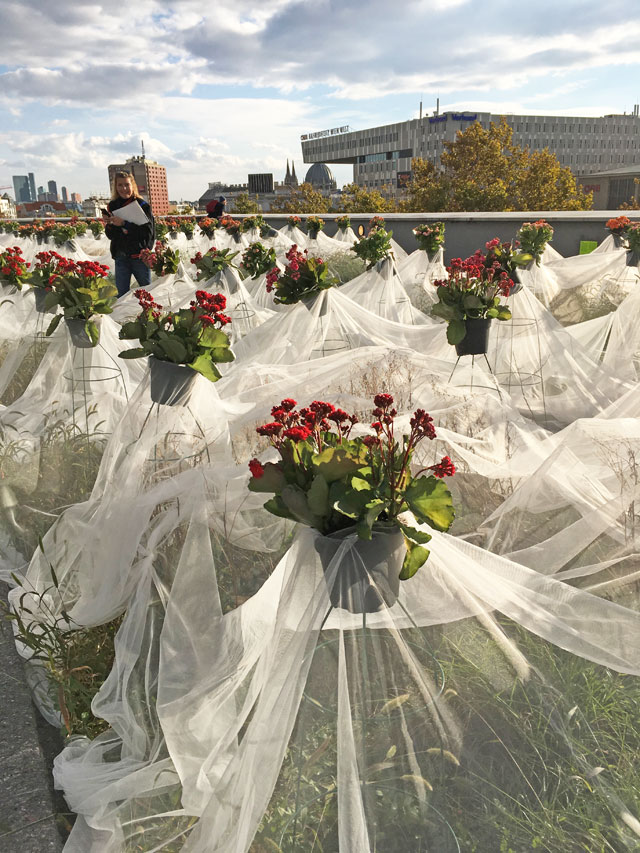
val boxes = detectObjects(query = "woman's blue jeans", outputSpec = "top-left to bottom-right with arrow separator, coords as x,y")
114,257 -> 151,297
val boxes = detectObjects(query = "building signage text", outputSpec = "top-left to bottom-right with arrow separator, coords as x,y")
429,113 -> 477,124
301,125 -> 351,141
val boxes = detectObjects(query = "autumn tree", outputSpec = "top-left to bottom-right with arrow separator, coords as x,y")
269,182 -> 330,213
403,118 -> 593,212
336,182 -> 397,213
619,178 -> 640,210
232,192 -> 260,214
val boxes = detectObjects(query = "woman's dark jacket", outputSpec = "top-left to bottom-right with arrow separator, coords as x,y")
105,196 -> 155,259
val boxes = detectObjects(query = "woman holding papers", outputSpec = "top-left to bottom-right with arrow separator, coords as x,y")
104,170 -> 156,296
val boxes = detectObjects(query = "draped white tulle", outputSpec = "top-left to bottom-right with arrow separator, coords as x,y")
2,224 -> 640,851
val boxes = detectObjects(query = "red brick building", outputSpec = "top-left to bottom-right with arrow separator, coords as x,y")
107,156 -> 170,215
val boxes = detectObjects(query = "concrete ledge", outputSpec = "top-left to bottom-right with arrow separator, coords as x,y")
0,582 -> 65,852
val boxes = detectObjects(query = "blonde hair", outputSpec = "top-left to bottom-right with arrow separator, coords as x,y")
110,170 -> 141,201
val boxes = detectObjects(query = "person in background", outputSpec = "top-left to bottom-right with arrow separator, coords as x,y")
103,170 -> 155,297
206,195 -> 227,219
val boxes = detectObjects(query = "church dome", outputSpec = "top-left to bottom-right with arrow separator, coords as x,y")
304,163 -> 336,189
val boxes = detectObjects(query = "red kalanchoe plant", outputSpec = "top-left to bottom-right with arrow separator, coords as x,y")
139,241 -> 180,276
515,220 -> 554,264
118,289 -> 234,381
0,246 -> 31,289
248,394 -> 455,579
29,250 -> 76,289
431,253 -> 513,345
287,215 -> 302,228
190,246 -> 239,281
606,215 -> 631,236
368,215 -> 386,233
43,259 -> 116,345
265,244 -> 337,304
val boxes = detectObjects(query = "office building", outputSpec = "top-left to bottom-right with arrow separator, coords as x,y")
28,173 -> 36,202
71,192 -> 82,204
107,156 -> 169,215
48,180 -> 58,201
12,175 -> 31,203
248,173 -> 274,194
301,107 -> 640,194
61,186 -> 68,202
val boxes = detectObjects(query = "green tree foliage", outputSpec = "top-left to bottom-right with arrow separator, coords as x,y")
232,192 -> 260,214
270,182 -> 330,213
403,118 -> 593,212
336,182 -> 397,213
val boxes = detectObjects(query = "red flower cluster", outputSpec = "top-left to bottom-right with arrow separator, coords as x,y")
192,289 -> 230,324
0,246 -> 30,280
606,215 -> 631,234
254,397 -> 357,450
429,456 -> 456,478
248,458 -> 264,478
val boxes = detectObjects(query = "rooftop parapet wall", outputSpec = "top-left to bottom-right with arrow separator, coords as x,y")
11,211 -> 640,260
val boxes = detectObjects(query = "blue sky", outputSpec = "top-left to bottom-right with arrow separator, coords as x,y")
1,0 -> 640,201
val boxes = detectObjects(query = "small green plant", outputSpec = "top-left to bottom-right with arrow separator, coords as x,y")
190,247 -> 239,281
265,245 -> 338,305
241,242 -> 277,279
180,218 -> 196,238
335,215 -> 351,230
413,221 -> 445,255
139,241 -> 181,276
516,220 -> 554,263
306,215 -> 325,235
3,544 -> 121,738
351,226 -> 394,269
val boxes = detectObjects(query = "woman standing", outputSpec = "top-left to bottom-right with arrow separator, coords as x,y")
103,171 -> 155,297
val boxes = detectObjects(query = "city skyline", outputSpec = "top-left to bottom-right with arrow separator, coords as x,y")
1,0 -> 640,200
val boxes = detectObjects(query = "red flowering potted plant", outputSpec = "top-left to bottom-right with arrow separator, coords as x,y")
198,218 -> 219,239
287,215 -> 302,229
139,241 -> 181,277
88,219 -> 105,238
413,222 -> 445,258
29,250 -> 77,311
180,218 -> 196,239
118,289 -> 234,403
190,247 -> 239,281
0,246 -> 31,291
265,245 -> 337,305
351,226 -> 394,269
368,215 -> 386,233
626,222 -> 640,260
220,216 -> 242,237
248,394 -> 455,611
335,215 -> 351,231
515,220 -> 554,265
44,260 -> 116,347
606,216 -> 631,245
431,254 -> 513,353
306,216 -> 325,238
241,242 -> 277,279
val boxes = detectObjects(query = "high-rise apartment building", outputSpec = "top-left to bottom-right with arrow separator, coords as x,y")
107,155 -> 169,215
70,192 -> 82,203
12,175 -> 31,203
301,107 -> 640,194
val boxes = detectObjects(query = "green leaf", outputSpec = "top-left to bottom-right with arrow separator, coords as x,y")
119,321 -> 143,340
262,494 -> 295,522
85,320 -> 99,347
312,445 -> 365,483
355,499 -> 385,540
45,313 -> 62,337
430,301 -> 459,322
208,345 -> 235,363
446,318 -> 466,345
397,522 -> 432,545
307,474 -> 330,517
399,542 -> 430,580
200,326 -> 230,348
496,308 -> 512,320
462,294 -> 483,311
189,353 -> 221,382
43,290 -> 59,310
486,307 -> 499,318
118,347 -> 147,359
159,336 -> 188,363
281,484 -> 318,526
404,476 -> 455,531
248,461 -> 286,493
